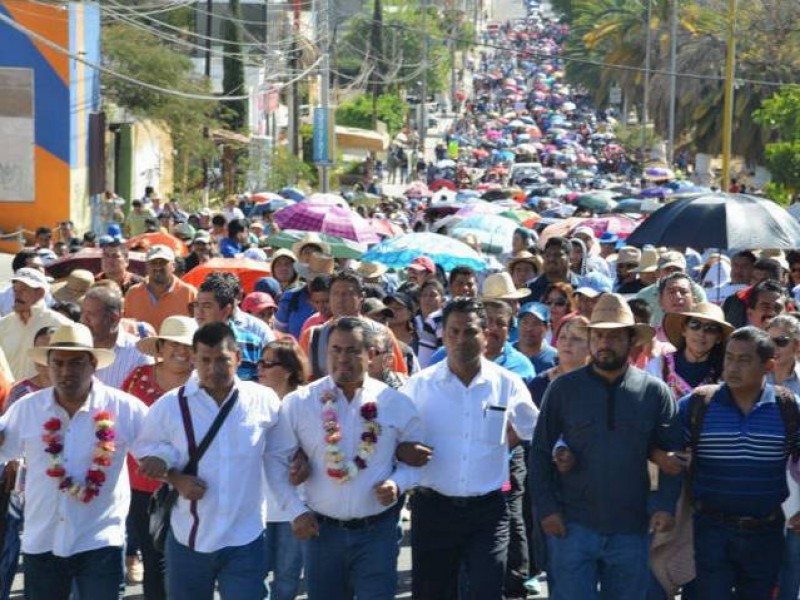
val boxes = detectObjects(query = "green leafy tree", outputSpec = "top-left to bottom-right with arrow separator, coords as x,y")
754,85 -> 800,196
336,93 -> 408,136
102,23 -> 220,194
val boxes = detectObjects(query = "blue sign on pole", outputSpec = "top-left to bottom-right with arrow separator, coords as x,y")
313,107 -> 332,165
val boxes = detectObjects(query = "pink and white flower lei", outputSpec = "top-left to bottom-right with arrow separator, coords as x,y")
42,410 -> 116,503
321,389 -> 381,483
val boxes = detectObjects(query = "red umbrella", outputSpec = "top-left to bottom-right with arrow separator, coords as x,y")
182,257 -> 270,294
126,232 -> 189,257
368,218 -> 405,238
429,179 -> 457,192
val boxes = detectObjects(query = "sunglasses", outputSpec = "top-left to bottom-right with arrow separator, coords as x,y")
257,360 -> 283,369
686,318 -> 723,335
771,335 -> 793,348
545,298 -> 568,307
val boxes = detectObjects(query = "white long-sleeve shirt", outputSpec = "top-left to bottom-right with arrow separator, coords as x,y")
271,376 -> 422,522
0,379 -> 147,556
133,374 -> 297,553
403,358 -> 538,497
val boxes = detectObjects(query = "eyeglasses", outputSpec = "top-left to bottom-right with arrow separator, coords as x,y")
545,298 -> 568,307
686,318 -> 723,335
771,335 -> 793,348
257,360 -> 283,369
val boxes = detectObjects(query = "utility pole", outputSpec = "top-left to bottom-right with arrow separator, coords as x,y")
419,0 -> 429,155
202,0 -> 213,206
289,0 -> 301,158
666,0 -> 678,166
721,0 -> 737,191
318,0 -> 332,192
639,0 -> 652,168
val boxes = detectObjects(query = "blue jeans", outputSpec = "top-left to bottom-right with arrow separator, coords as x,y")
24,545 -> 123,600
165,529 -> 267,600
693,513 -> 784,600
779,530 -> 800,600
264,521 -> 303,600
304,509 -> 399,600
546,521 -> 649,600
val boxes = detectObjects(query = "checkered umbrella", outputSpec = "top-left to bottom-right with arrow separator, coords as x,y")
272,203 -> 381,244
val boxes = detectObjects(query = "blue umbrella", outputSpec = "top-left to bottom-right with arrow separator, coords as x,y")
452,215 -> 520,255
249,198 -> 296,217
361,232 -> 486,271
278,187 -> 305,201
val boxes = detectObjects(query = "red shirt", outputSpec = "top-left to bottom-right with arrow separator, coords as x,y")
121,365 -> 167,493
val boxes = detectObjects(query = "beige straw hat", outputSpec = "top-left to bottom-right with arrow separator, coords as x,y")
291,233 -> 331,259
662,302 -> 734,348
30,322 -> 115,368
586,293 -> 655,344
633,247 -> 659,273
507,251 -> 543,273
136,316 -> 199,357
356,262 -> 389,279
51,270 -> 94,304
481,272 -> 532,300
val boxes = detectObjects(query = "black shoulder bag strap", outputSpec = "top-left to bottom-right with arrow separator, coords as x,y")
177,385 -> 240,477
686,384 -> 719,502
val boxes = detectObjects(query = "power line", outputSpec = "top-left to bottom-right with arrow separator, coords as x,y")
0,10 -> 322,101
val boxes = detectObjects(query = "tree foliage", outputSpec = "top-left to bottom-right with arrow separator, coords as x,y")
102,23 -> 220,193
336,93 -> 408,136
754,85 -> 800,194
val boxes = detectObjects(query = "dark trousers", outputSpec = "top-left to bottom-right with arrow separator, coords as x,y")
411,489 -> 509,600
693,513 -> 784,600
24,545 -> 123,600
504,446 -> 529,598
128,489 -> 166,600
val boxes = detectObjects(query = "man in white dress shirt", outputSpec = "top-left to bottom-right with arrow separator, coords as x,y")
134,321 -> 296,600
81,284 -> 153,389
403,297 -> 538,600
0,322 -> 147,600
276,316 -> 423,600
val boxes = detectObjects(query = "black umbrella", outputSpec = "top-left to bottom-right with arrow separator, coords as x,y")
626,193 -> 800,250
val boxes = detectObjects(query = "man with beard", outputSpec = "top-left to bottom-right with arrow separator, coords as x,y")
527,237 -> 581,302
530,294 -> 682,600
123,245 -> 197,331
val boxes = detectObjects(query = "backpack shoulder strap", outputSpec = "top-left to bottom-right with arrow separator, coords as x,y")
686,384 -> 720,496
774,385 -> 800,460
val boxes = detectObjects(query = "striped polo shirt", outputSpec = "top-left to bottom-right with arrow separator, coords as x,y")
679,383 -> 800,517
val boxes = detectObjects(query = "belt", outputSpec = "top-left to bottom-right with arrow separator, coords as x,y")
314,507 -> 394,530
695,503 -> 784,530
416,487 -> 502,508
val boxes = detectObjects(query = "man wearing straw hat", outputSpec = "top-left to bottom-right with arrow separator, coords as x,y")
530,294 -> 683,600
0,322 -> 147,599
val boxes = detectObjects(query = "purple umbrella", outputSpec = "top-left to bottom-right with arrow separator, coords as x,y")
273,203 -> 381,244
639,186 -> 673,199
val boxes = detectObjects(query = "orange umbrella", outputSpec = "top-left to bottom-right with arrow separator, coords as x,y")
182,257 -> 271,294
126,232 -> 189,257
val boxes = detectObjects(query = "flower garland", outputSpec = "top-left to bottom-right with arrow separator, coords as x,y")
321,389 -> 381,483
43,410 -> 117,503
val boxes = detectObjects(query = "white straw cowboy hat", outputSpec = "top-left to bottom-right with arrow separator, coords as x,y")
295,252 -> 336,280
586,293 -> 655,345
30,322 -> 115,368
481,272 -> 532,301
136,316 -> 199,357
662,302 -> 734,348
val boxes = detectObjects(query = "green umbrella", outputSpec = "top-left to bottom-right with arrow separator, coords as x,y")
264,230 -> 366,259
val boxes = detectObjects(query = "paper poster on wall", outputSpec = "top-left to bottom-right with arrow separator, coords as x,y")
0,69 -> 35,202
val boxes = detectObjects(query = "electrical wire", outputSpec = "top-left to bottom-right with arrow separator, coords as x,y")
0,10 -> 329,101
